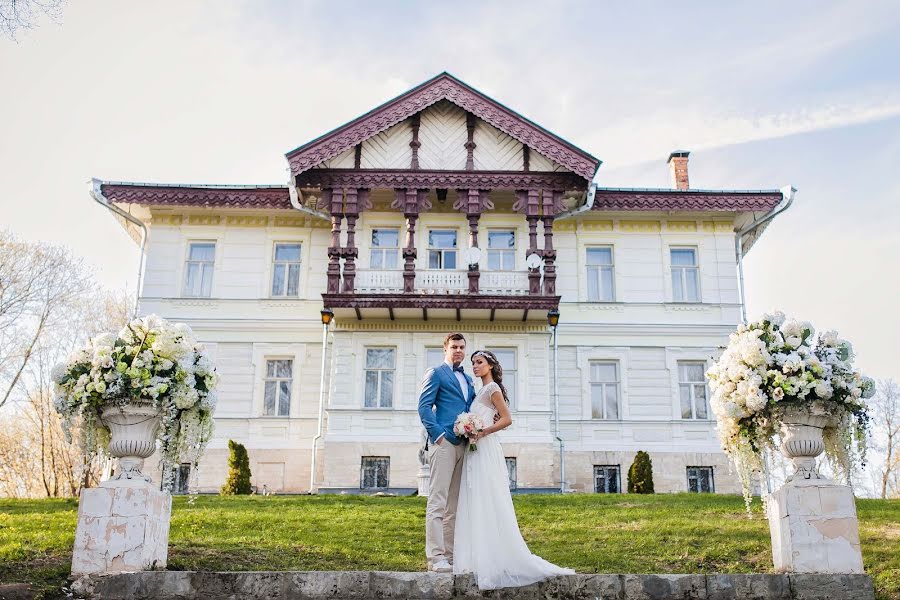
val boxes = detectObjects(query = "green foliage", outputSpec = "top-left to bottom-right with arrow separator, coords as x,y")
627,450 -> 655,494
220,440 -> 252,495
1,495 -> 898,599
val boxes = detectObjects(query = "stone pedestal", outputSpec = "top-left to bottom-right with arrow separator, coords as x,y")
417,464 -> 431,497
71,479 -> 172,576
767,479 -> 864,574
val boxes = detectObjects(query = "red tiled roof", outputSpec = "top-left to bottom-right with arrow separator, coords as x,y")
592,189 -> 782,212
100,184 -> 292,210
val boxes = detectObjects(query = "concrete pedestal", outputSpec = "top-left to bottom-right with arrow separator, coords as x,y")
767,479 -> 864,574
417,464 -> 430,497
71,480 -> 172,576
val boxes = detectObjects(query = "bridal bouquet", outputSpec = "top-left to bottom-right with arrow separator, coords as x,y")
706,310 -> 874,505
52,314 -> 219,491
454,412 -> 485,452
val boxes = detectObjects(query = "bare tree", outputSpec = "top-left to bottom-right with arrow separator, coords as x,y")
870,379 -> 900,499
0,230 -> 92,409
0,230 -> 131,498
0,0 -> 65,41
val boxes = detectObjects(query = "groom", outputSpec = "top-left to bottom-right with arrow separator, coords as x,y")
418,332 -> 475,573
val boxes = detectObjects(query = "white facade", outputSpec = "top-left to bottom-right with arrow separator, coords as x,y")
135,207 -> 745,495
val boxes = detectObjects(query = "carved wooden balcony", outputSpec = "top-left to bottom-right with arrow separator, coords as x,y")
323,268 -> 559,322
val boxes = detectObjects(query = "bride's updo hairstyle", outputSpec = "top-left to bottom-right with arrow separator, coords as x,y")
471,350 -> 510,405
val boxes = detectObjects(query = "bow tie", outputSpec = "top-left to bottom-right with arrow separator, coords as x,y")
452,365 -> 465,374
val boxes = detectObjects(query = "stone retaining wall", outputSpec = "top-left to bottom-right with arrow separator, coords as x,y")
71,571 -> 875,600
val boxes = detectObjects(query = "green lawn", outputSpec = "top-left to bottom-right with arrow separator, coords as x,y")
1,494 -> 898,599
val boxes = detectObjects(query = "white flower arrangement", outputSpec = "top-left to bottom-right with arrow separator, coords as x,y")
53,314 -> 218,492
706,311 -> 874,507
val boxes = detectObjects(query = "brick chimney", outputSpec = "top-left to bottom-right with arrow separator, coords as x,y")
667,150 -> 690,190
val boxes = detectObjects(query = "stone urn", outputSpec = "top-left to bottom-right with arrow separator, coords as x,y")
779,406 -> 835,482
100,401 -> 162,483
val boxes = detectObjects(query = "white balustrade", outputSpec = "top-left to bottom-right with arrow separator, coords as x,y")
355,270 -> 404,293
415,270 -> 468,293
480,271 -> 530,295
352,269 -> 530,295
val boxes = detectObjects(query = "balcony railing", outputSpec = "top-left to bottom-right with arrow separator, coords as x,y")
354,269 -> 530,296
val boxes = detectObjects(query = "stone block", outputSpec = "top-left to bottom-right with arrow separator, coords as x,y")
541,573 -> 623,599
623,574 -> 709,599
705,574 -> 791,600
767,481 -> 864,574
369,571 -> 452,599
789,573 -> 875,600
287,571 -> 372,599
71,485 -> 172,576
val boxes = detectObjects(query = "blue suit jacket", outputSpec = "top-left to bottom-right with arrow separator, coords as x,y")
418,363 -> 475,445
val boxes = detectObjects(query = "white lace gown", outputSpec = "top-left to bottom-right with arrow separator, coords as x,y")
453,381 -> 575,589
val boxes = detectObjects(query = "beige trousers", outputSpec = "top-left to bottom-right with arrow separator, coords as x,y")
425,440 -> 465,566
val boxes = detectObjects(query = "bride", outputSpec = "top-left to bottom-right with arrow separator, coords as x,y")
453,350 -> 575,589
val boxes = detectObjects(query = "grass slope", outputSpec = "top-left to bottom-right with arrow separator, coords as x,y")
1,494 -> 897,599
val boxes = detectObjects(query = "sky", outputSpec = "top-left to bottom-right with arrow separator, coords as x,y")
2,0 -> 899,389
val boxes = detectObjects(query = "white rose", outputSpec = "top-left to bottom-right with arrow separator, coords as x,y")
772,388 -> 785,401
814,382 -> 833,399
746,394 -> 767,412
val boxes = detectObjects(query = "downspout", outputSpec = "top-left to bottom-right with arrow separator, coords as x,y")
310,317 -> 330,493
735,185 -> 796,324
89,178 -> 147,318
552,324 -> 565,493
734,184 -> 795,497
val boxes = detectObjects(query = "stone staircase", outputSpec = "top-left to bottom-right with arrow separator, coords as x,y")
70,571 -> 875,599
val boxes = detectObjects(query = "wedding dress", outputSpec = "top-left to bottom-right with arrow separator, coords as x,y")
453,381 -> 575,589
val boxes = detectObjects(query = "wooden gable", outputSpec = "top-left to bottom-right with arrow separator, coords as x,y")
286,73 -> 598,181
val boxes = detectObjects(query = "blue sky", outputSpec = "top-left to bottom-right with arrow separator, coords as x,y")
2,1 -> 898,387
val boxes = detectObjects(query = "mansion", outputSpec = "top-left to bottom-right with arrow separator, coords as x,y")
94,73 -> 788,495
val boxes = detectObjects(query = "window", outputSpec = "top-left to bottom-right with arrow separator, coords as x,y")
687,466 -> 715,493
364,348 -> 395,408
263,359 -> 293,416
183,242 -> 215,297
428,230 -> 457,269
426,347 -> 444,367
361,457 -> 390,490
370,229 -> 400,269
678,361 -> 709,419
590,361 -> 620,419
271,243 -> 302,297
487,230 -> 516,271
594,465 -> 620,493
671,248 -> 700,302
486,348 -> 516,408
506,458 -> 517,490
173,463 -> 191,495
586,247 -> 615,302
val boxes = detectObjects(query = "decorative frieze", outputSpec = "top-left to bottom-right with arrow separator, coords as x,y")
225,216 -> 269,227
151,214 -> 184,226
273,217 -> 306,228
582,220 -> 613,232
298,169 -> 585,192
187,215 -> 221,226
701,221 -> 734,233
333,320 -> 550,333
666,220 -> 697,232
618,220 -> 661,232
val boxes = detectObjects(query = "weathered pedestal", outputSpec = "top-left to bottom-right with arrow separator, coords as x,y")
767,478 -> 864,574
71,479 -> 172,576
417,464 -> 431,497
